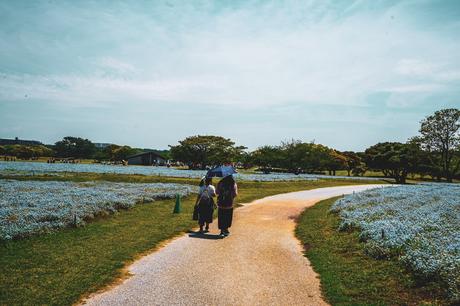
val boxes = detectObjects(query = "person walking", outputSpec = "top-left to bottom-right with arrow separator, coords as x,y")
195,177 -> 216,233
216,175 -> 238,237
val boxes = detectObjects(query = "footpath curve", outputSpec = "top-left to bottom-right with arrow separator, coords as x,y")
83,184 -> 384,306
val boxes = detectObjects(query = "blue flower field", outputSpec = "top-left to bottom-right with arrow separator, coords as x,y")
331,184 -> 460,300
0,180 -> 196,240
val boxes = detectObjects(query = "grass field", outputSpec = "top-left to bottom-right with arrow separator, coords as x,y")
0,177 -> 385,305
295,197 -> 447,305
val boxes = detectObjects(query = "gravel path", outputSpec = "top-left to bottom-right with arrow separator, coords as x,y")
83,184 -> 384,306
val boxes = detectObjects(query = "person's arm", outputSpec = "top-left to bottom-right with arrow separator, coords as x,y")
195,188 -> 202,205
209,186 -> 216,197
233,183 -> 238,198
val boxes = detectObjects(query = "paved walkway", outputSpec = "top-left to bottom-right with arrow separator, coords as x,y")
83,184 -> 383,306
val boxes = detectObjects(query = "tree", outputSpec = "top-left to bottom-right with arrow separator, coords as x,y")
169,135 -> 245,169
341,151 -> 363,176
407,137 -> 443,180
113,146 -> 140,161
235,151 -> 253,169
364,142 -> 420,184
324,150 -> 348,176
418,108 -> 460,182
300,143 -> 333,173
250,145 -> 283,172
279,140 -> 306,171
278,141 -> 328,173
251,141 -> 349,175
54,137 -> 96,159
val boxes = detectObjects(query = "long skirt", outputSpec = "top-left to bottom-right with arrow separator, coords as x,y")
218,208 -> 233,230
198,200 -> 214,226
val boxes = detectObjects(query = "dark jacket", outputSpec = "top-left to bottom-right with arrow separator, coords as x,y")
216,181 -> 238,209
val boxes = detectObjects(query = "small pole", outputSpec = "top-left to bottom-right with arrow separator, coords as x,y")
381,229 -> 385,239
173,194 -> 181,214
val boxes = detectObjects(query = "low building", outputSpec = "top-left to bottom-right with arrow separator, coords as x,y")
0,137 -> 42,146
127,151 -> 166,166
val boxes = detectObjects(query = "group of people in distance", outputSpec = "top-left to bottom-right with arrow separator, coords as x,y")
194,175 -> 238,237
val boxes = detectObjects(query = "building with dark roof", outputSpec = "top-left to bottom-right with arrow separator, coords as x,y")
127,151 -> 166,166
0,137 -> 42,146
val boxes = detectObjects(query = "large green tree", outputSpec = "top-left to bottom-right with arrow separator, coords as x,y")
278,140 -> 307,171
323,149 -> 348,176
364,142 -> 420,184
96,144 -> 140,161
169,135 -> 245,169
341,151 -> 363,176
113,146 -> 141,161
54,137 -> 96,159
250,145 -> 283,172
418,108 -> 460,182
250,141 -> 348,175
407,137 -> 444,180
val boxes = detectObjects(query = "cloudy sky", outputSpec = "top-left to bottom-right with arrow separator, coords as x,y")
0,0 -> 459,151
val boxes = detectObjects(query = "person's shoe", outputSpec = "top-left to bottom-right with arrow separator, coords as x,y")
205,226 -> 209,232
199,227 -> 204,234
219,231 -> 225,237
223,230 -> 230,236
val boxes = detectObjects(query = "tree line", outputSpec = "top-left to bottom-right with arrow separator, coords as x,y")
169,108 -> 460,183
1,108 -> 458,183
0,137 -> 168,162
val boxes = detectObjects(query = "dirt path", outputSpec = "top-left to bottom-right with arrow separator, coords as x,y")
83,184 -> 384,306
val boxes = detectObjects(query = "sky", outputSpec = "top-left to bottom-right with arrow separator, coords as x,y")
0,0 -> 459,151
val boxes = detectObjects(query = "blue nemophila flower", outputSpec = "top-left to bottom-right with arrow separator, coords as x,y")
0,180 -> 197,240
331,183 -> 460,301
0,161 -> 381,182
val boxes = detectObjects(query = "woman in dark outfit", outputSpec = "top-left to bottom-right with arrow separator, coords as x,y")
195,177 -> 216,233
216,175 -> 238,237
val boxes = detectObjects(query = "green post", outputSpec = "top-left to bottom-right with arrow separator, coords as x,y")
173,194 -> 181,214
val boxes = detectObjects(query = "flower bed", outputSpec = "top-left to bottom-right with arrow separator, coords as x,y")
0,161 -> 382,181
331,184 -> 460,301
0,179 -> 196,240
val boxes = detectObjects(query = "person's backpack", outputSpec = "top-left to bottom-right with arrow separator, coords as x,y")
200,188 -> 211,201
219,185 -> 233,204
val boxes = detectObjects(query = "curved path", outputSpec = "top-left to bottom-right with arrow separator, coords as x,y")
83,184 -> 384,306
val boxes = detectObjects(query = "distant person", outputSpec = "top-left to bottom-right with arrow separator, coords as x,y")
216,175 -> 238,237
194,177 -> 216,233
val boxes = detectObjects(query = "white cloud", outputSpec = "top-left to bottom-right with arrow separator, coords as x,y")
1,2 -> 457,111
385,84 -> 445,93
395,59 -> 438,77
98,57 -> 137,74
1,0 -> 459,151
1,1 -> 459,111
